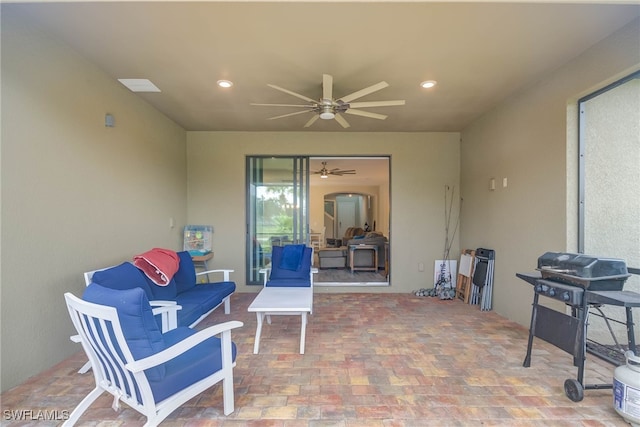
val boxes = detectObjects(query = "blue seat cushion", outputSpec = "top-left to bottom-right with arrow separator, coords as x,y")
269,246 -> 312,282
149,326 -> 237,403
181,281 -> 236,308
82,284 -> 166,381
266,278 -> 311,287
91,262 -> 155,301
173,251 -> 197,294
174,302 -> 205,328
175,282 -> 236,326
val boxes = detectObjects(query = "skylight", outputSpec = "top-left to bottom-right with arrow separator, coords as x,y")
117,78 -> 161,92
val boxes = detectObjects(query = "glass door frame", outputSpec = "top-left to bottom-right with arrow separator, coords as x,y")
246,156 -> 310,285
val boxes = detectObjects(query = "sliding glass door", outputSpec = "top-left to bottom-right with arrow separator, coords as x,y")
246,156 -> 309,285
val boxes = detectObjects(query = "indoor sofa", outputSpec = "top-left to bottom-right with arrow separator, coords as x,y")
342,226 -> 365,242
86,250 -> 235,329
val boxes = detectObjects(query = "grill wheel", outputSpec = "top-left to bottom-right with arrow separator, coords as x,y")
564,378 -> 584,402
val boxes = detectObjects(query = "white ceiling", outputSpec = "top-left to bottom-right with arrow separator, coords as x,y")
7,1 -> 640,133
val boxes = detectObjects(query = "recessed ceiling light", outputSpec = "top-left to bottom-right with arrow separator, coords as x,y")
217,80 -> 233,88
117,79 -> 161,92
420,80 -> 437,89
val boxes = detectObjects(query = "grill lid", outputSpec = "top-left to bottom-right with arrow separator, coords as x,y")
536,252 -> 630,290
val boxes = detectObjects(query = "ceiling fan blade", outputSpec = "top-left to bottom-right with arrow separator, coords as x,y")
334,113 -> 350,128
345,109 -> 388,120
268,110 -> 311,120
348,100 -> 405,108
339,81 -> 389,103
304,115 -> 320,128
251,103 -> 313,108
267,84 -> 317,103
323,74 -> 333,101
332,171 -> 357,175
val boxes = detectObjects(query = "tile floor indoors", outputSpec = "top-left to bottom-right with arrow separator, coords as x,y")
1,292 -> 630,426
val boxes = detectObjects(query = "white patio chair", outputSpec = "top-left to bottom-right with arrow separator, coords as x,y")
249,245 -> 317,354
63,284 -> 242,426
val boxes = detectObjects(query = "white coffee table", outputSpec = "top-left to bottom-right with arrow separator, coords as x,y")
247,287 -> 312,354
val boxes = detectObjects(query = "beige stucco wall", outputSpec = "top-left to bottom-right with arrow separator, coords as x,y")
583,79 -> 639,268
582,77 -> 640,344
460,18 -> 640,327
0,11 -> 188,391
186,132 -> 461,294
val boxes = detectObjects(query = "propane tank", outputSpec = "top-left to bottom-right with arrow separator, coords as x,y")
614,351 -> 640,427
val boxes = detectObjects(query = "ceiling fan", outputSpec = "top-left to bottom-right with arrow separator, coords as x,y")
251,74 -> 405,128
313,162 -> 356,179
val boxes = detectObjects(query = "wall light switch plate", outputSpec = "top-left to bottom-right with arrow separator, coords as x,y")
489,178 -> 496,191
503,177 -> 508,188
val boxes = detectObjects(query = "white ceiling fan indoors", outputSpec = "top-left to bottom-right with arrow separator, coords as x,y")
251,74 -> 405,128
312,161 -> 356,178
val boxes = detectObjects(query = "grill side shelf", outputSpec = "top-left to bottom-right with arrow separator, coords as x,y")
587,290 -> 640,307
516,271 -> 541,286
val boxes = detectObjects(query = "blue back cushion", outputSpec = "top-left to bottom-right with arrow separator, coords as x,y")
268,245 -> 312,284
145,277 -> 178,301
91,263 -> 155,301
83,283 -> 166,381
279,244 -> 305,270
174,251 -> 197,293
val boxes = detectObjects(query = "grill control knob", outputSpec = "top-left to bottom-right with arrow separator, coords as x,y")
548,288 -> 557,297
562,292 -> 570,302
535,284 -> 543,293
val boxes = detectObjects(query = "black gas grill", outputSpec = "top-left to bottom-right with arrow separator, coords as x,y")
537,252 -> 630,290
517,252 -> 640,402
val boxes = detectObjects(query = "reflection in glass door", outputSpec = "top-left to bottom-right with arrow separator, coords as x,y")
246,157 -> 309,285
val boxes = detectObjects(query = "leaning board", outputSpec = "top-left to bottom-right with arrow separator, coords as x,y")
455,249 -> 476,303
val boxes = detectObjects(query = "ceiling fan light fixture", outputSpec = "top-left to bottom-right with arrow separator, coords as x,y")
319,105 -> 335,120
254,74 -> 405,128
320,173 -> 328,179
